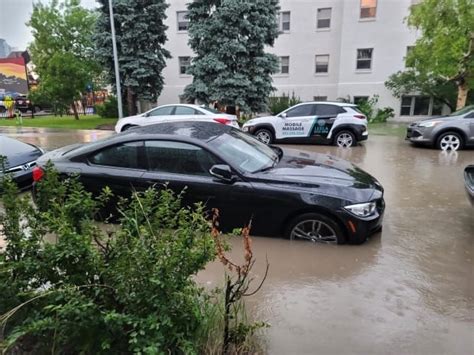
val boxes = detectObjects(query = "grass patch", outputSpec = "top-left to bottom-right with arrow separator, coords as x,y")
0,115 -> 117,130
368,122 -> 407,137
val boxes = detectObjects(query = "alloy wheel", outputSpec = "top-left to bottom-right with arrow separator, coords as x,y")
336,133 -> 353,148
290,219 -> 338,244
439,134 -> 461,151
256,131 -> 271,144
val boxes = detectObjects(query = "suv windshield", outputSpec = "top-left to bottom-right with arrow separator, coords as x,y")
208,130 -> 279,173
449,105 -> 474,117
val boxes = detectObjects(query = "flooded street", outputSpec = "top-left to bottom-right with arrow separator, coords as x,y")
1,127 -> 473,354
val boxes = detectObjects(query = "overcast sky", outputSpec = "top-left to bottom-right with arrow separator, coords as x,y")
0,0 -> 98,51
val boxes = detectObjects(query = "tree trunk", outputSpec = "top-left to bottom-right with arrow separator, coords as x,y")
127,88 -> 136,116
456,82 -> 468,110
72,102 -> 79,120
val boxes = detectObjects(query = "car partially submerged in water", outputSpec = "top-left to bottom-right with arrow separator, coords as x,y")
464,165 -> 474,206
0,135 -> 44,190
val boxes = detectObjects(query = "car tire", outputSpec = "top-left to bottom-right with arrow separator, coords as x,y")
121,124 -> 137,132
334,130 -> 356,148
285,212 -> 346,244
254,128 -> 274,145
436,131 -> 464,151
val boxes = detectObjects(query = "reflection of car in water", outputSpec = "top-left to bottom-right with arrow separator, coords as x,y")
242,102 -> 368,147
406,105 -> 474,151
0,135 -> 44,190
33,121 -> 384,245
464,165 -> 474,206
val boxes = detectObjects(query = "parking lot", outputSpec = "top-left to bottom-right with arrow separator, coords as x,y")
1,126 -> 473,354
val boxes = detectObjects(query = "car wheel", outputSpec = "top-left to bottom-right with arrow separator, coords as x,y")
437,132 -> 463,151
334,130 -> 356,148
121,124 -> 137,132
285,213 -> 346,244
254,128 -> 274,145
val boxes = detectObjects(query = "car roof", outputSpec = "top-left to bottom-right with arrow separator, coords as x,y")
152,103 -> 205,110
294,101 -> 357,107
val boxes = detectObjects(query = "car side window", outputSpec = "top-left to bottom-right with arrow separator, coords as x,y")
285,104 -> 315,118
315,104 -> 344,116
148,106 -> 175,117
465,111 -> 474,119
89,142 -> 144,169
174,106 -> 199,115
145,141 -> 219,176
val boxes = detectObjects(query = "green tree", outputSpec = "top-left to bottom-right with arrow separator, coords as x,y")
94,0 -> 170,116
28,0 -> 99,120
387,0 -> 473,110
184,0 -> 280,114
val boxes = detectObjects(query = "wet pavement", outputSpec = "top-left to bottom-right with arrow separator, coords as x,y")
1,127 -> 473,354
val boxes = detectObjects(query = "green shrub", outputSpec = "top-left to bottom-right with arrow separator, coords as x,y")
96,96 -> 119,118
0,165 -> 266,354
355,95 -> 394,123
268,92 -> 301,115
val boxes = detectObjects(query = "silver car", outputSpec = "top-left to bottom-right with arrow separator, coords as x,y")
406,105 -> 474,151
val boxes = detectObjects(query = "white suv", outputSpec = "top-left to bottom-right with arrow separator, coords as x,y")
115,104 -> 239,133
242,102 -> 368,147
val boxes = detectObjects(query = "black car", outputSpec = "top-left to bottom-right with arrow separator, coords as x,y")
465,165 -> 474,206
0,135 -> 44,190
33,122 -> 384,244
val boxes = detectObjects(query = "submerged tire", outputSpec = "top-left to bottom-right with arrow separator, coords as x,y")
285,213 -> 346,244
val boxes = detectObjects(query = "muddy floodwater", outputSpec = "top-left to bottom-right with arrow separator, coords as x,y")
1,127 -> 473,354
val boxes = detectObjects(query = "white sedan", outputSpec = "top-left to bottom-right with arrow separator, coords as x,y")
114,104 -> 239,133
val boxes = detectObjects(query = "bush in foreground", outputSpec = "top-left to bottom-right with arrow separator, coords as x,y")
0,166 -> 266,354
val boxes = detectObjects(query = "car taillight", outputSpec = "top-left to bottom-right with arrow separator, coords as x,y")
213,118 -> 232,125
354,114 -> 366,119
32,166 -> 44,182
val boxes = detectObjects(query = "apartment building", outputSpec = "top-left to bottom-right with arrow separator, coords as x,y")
160,0 -> 445,120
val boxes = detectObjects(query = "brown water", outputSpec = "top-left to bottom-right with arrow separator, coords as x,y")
1,128 -> 473,354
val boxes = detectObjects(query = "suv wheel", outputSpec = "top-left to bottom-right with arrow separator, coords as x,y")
437,132 -> 463,151
334,130 -> 356,148
285,213 -> 346,244
254,128 -> 274,144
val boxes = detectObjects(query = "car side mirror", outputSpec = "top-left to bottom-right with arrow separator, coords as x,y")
280,112 -> 287,119
210,164 -> 235,183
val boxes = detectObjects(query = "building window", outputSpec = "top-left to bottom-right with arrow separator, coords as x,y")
179,56 -> 191,75
277,56 -> 289,74
400,96 -> 444,116
405,46 -> 415,67
356,48 -> 373,70
317,8 -> 331,29
354,96 -> 369,105
315,55 -> 329,73
360,0 -> 377,19
177,11 -> 189,31
278,11 -> 291,32
313,96 -> 327,101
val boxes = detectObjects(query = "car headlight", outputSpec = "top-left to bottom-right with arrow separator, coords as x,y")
344,202 -> 376,217
418,120 -> 442,128
242,126 -> 251,132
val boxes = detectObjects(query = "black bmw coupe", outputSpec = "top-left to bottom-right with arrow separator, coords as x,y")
33,122 -> 384,244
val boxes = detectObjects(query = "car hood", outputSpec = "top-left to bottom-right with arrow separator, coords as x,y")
250,148 -> 383,203
410,116 -> 460,126
0,136 -> 43,169
243,115 -> 277,125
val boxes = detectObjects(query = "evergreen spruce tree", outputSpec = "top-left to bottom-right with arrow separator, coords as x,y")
185,0 -> 280,114
94,0 -> 170,115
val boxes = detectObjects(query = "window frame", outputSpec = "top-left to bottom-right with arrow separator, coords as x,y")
143,139 -> 221,177
315,54 -> 330,74
147,105 -> 176,117
278,11 -> 291,32
316,8 -> 332,29
277,56 -> 290,75
87,141 -> 147,171
178,56 -> 191,76
360,0 -> 377,19
284,103 -> 316,118
356,48 -> 373,71
400,96 -> 445,116
177,11 -> 190,32
174,105 -> 200,116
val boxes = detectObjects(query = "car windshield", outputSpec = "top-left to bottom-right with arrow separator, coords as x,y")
208,130 -> 279,173
449,105 -> 474,117
200,106 -> 220,114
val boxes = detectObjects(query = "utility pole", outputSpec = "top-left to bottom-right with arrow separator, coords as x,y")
108,0 -> 123,119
